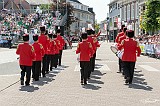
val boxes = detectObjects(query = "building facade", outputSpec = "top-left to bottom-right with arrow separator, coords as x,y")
108,0 -> 121,41
108,0 -> 147,40
68,0 -> 95,36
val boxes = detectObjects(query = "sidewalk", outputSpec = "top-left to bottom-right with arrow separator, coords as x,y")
0,41 -> 160,106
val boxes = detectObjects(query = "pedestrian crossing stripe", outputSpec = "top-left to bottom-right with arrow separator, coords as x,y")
139,65 -> 160,72
74,64 -> 111,72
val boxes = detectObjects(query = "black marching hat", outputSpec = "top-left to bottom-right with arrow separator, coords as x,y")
23,34 -> 29,41
40,26 -> 45,32
33,34 -> 38,41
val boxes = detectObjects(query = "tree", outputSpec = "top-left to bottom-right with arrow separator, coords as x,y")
94,20 -> 100,34
141,0 -> 160,35
40,4 -> 52,11
51,1 -> 75,35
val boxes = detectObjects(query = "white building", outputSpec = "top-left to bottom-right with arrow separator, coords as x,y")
68,0 -> 95,36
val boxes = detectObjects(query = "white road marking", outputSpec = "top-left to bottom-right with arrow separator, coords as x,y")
74,65 -> 80,71
74,64 -> 111,72
0,74 -> 20,77
98,64 -> 111,71
139,65 -> 160,72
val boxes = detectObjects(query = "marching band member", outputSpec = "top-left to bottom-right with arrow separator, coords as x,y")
16,34 -> 35,86
76,33 -> 93,85
116,25 -> 125,73
118,30 -> 141,84
87,29 -> 95,78
52,34 -> 61,68
46,33 -> 53,73
56,29 -> 65,66
117,27 -> 127,75
38,26 -> 49,77
91,30 -> 101,72
32,34 -> 44,81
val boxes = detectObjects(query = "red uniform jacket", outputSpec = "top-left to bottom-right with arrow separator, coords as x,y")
32,42 -> 44,61
76,40 -> 93,61
93,31 -> 101,38
46,39 -> 53,55
49,40 -> 59,55
38,34 -> 49,54
92,37 -> 100,50
16,42 -> 35,66
87,36 -> 96,54
54,39 -> 60,54
115,32 -> 124,43
118,38 -> 141,62
57,35 -> 65,50
118,35 -> 127,44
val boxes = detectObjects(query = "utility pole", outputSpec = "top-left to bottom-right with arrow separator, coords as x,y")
3,0 -> 4,9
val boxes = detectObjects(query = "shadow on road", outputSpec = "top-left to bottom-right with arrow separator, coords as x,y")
83,65 -> 106,90
19,65 -> 69,92
19,86 -> 39,92
128,70 -> 153,91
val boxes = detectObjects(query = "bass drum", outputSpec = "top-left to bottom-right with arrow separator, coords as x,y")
116,50 -> 124,59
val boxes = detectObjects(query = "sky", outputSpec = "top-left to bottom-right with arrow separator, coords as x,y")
78,0 -> 110,23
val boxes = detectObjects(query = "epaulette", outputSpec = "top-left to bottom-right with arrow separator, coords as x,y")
93,38 -> 97,43
39,43 -> 43,49
31,46 -> 35,52
89,42 -> 92,48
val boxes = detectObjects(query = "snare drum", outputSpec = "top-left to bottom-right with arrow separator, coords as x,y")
110,43 -> 118,54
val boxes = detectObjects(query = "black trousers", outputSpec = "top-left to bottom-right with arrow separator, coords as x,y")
20,65 -> 32,85
51,54 -> 58,68
92,52 -> 96,72
123,61 -> 136,83
46,54 -> 53,72
80,61 -> 90,82
88,57 -> 93,78
32,61 -> 41,80
58,50 -> 63,66
42,54 -> 47,76
119,58 -> 124,72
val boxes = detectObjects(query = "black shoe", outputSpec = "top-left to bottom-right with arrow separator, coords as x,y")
84,82 -> 87,85
117,71 -> 122,73
125,77 -> 130,84
25,84 -> 30,86
50,67 -> 52,71
81,80 -> 83,85
21,80 -> 24,85
43,75 -> 46,78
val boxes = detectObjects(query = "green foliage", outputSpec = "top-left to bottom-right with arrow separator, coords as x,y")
51,1 -> 74,31
141,0 -> 160,34
95,20 -> 100,34
40,4 -> 52,10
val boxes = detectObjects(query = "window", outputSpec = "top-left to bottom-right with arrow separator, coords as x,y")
132,3 -> 134,19
118,4 -> 120,9
81,5 -> 83,10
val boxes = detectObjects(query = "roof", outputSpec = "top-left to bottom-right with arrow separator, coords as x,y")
88,8 -> 95,14
25,0 -> 53,5
108,0 -> 119,6
69,0 -> 82,4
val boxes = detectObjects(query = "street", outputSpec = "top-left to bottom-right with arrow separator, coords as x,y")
0,41 -> 160,106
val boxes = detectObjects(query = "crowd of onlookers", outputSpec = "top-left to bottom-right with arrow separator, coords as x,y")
0,12 -> 40,48
135,33 -> 160,58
